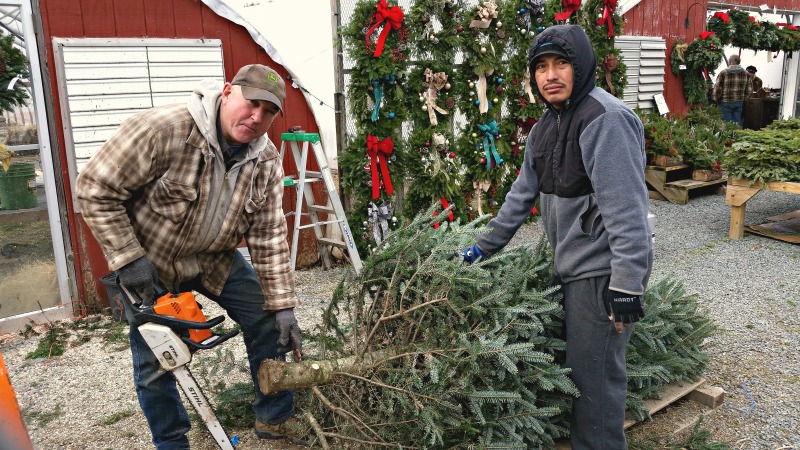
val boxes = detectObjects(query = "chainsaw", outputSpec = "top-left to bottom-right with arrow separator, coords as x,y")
116,277 -> 240,450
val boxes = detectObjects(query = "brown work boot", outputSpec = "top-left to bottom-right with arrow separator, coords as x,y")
254,417 -> 309,446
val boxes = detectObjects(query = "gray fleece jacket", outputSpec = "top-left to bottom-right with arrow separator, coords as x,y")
476,25 -> 652,295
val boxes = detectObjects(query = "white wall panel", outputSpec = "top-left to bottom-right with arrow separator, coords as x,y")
53,38 -> 225,210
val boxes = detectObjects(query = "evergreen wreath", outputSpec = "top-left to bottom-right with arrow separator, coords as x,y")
671,34 -> 723,105
729,9 -> 762,50
706,12 -> 735,44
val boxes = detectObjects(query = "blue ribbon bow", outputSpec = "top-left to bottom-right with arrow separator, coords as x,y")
478,120 -> 503,170
371,74 -> 396,122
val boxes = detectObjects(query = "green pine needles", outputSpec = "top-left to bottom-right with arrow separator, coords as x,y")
304,209 -> 576,448
0,34 -> 30,114
294,209 -> 716,448
721,119 -> 800,183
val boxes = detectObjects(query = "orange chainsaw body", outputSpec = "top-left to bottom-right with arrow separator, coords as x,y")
152,291 -> 213,344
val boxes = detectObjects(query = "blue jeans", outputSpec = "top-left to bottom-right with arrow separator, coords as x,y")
128,251 -> 294,450
718,101 -> 744,127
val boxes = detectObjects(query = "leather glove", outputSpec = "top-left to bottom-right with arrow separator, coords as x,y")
460,244 -> 485,264
275,308 -> 303,359
117,256 -> 158,307
605,289 -> 644,332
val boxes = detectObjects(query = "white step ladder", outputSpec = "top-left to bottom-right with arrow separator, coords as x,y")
279,130 -> 362,275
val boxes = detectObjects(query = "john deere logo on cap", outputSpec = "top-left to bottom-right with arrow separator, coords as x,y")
267,72 -> 278,82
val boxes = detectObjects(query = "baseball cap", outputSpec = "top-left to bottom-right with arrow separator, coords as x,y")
231,64 -> 286,112
531,42 -> 570,64
746,65 -> 757,74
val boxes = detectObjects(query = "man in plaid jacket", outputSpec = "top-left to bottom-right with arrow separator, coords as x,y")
713,54 -> 753,126
77,64 -> 308,448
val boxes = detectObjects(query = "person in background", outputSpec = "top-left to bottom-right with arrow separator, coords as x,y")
459,25 -> 652,449
746,65 -> 763,93
76,64 -> 308,449
713,54 -> 753,126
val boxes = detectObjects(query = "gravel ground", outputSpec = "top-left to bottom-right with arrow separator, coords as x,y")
1,188 -> 799,449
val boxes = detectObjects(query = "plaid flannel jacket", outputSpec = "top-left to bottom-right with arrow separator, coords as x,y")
714,66 -> 753,103
76,91 -> 298,310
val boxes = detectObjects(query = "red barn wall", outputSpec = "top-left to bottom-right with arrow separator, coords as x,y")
624,0 -> 800,115
38,0 -> 321,308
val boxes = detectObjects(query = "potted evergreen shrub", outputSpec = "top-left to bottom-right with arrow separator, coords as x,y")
640,112 -> 684,167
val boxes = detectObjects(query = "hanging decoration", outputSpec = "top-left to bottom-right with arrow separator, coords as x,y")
474,67 -> 495,114
367,134 -> 395,199
517,0 -> 546,35
367,201 -> 394,244
365,0 -> 406,57
554,0 -> 581,21
513,117 -> 537,157
596,0 -> 617,37
470,0 -> 499,29
478,120 -> 504,169
423,68 -> 449,126
370,74 -> 397,122
599,53 -> 618,95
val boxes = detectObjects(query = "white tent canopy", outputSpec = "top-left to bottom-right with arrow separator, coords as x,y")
202,0 -> 338,167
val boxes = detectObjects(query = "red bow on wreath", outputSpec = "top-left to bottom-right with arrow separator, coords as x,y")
596,0 -> 617,37
365,0 -> 404,58
700,31 -> 716,40
555,0 -> 582,22
712,11 -> 729,23
366,134 -> 395,199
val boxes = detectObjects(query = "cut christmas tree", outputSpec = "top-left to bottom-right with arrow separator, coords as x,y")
259,208 -> 717,448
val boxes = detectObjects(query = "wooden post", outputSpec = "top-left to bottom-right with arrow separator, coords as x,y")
725,181 -> 761,239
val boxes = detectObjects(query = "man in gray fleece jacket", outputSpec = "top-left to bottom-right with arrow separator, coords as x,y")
461,25 -> 652,449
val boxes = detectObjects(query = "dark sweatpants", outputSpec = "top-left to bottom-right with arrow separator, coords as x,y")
563,275 -> 633,450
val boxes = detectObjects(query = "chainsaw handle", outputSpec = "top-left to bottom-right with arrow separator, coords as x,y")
135,310 -> 224,331
182,329 -> 240,350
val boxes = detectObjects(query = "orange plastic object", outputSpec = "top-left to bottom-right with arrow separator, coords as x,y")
0,352 -> 34,450
152,291 -> 213,344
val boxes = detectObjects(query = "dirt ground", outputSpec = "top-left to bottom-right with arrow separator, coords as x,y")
0,220 -> 58,319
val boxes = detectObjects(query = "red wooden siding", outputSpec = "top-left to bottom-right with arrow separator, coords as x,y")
38,0 -> 322,308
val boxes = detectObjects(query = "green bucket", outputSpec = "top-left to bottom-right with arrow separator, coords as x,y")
0,162 -> 38,210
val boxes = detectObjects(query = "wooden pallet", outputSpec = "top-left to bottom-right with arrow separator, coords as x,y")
554,378 -> 725,449
645,165 -> 727,205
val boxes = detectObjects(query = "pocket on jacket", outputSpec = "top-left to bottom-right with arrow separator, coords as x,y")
579,195 -> 602,240
150,178 -> 197,222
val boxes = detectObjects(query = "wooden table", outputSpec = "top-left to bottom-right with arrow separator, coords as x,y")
725,178 -> 800,239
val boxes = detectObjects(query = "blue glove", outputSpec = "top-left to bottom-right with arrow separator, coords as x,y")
460,245 -> 485,264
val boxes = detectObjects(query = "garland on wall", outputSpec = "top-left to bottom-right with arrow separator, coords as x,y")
707,9 -> 800,53
340,0 -> 629,252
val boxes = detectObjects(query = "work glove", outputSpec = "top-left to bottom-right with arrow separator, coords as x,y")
605,289 -> 644,333
459,244 -> 485,264
275,308 -> 303,360
117,256 -> 158,307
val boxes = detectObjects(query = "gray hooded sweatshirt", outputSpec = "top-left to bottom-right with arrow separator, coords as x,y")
476,25 -> 652,295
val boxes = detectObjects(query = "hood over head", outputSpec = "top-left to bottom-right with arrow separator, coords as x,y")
527,25 -> 597,110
